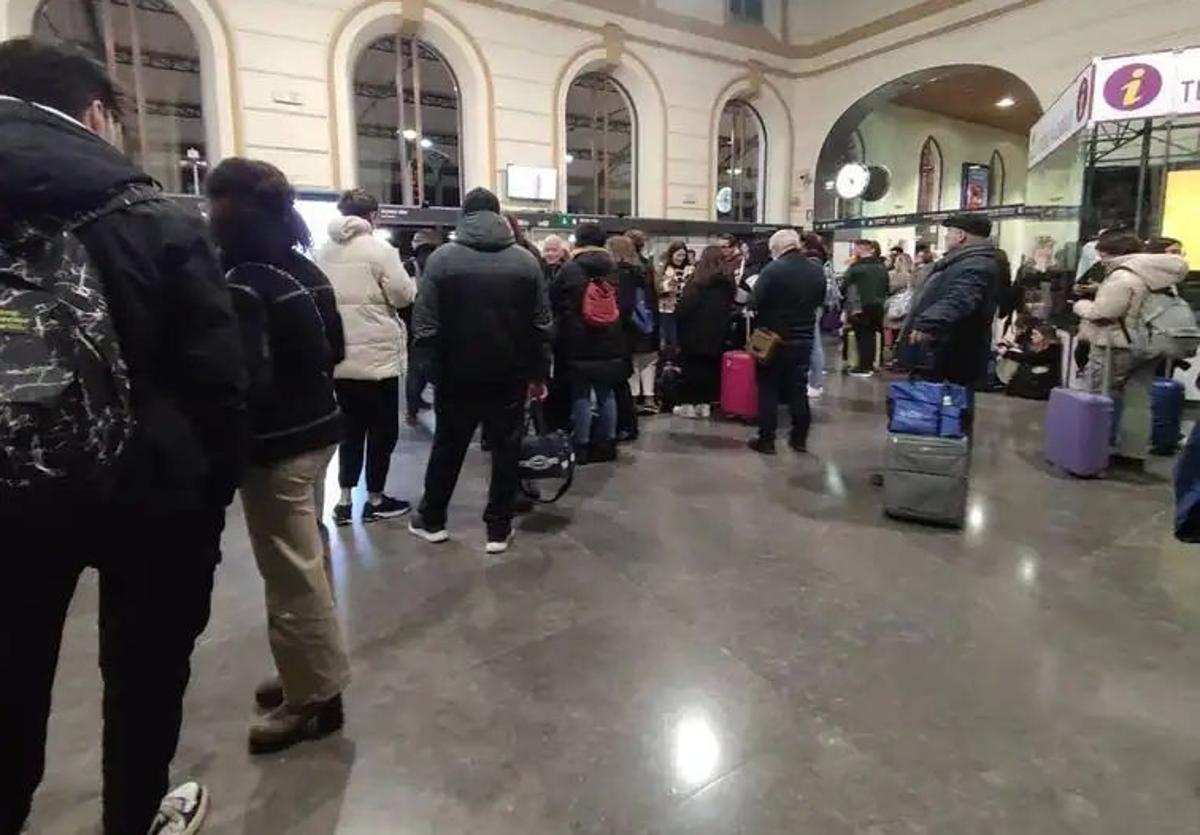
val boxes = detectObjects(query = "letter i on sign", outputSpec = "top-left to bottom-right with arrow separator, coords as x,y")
1122,68 -> 1146,107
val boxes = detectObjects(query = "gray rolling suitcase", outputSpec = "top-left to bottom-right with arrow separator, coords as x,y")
883,433 -> 970,527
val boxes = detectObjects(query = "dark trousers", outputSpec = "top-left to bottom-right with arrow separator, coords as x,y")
1,511 -> 220,835
615,380 -> 637,437
405,359 -> 432,420
853,303 -> 884,371
418,386 -> 524,531
335,377 -> 399,494
681,353 -> 721,405
756,343 -> 812,444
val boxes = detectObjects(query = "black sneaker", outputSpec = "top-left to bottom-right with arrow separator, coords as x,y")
747,437 -> 777,456
787,437 -> 808,454
408,514 -> 449,543
332,503 -> 352,527
362,496 -> 411,522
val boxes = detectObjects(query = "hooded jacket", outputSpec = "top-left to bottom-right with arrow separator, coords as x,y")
0,96 -> 247,517
315,215 -> 415,380
412,210 -> 553,392
1074,253 -> 1190,349
552,247 -> 630,385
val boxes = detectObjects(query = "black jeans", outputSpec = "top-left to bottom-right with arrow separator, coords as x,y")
335,377 -> 400,494
853,303 -> 884,371
418,385 -> 525,532
405,359 -> 432,420
756,342 -> 812,445
615,380 -> 637,437
1,511 -> 220,835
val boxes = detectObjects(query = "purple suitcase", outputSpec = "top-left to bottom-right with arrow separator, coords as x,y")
1044,387 -> 1113,477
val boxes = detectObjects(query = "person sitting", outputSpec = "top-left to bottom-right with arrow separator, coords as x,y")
746,229 -> 827,455
551,223 -> 629,463
674,245 -> 736,418
1005,324 -> 1062,401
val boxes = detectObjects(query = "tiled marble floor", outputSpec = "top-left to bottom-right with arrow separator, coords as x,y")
27,374 -> 1200,834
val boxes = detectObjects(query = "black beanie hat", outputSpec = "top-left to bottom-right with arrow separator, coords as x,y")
943,213 -> 992,238
462,187 -> 500,215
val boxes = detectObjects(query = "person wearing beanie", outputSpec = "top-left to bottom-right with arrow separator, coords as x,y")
409,187 -> 554,554
901,213 -> 1002,390
403,227 -> 444,424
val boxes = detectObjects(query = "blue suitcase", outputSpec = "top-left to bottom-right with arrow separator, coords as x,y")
1151,378 -> 1185,455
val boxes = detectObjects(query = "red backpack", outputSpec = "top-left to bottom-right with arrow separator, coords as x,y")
582,277 -> 620,326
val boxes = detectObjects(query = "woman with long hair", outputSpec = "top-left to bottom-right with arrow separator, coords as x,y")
207,159 -> 350,753
674,245 -> 736,418
657,240 -> 693,350
607,234 -> 656,439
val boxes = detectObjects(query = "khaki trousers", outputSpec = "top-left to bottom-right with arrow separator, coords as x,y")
240,445 -> 350,706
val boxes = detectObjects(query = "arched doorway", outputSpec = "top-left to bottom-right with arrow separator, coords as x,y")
353,34 -> 462,207
813,65 -> 1041,221
34,0 -> 207,193
565,71 -> 635,216
716,98 -> 764,223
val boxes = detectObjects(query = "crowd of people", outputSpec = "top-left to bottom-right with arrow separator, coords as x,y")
2,35 -> 1194,835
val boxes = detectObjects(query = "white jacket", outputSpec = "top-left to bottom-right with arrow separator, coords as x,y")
1073,253 -> 1189,349
316,216 -> 416,380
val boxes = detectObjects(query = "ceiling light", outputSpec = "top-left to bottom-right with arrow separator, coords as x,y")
995,96 -> 1016,109
420,137 -> 433,149
733,167 -> 743,176
401,128 -> 418,140
565,153 -> 575,164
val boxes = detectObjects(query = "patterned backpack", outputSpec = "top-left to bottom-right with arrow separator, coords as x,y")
0,189 -> 149,506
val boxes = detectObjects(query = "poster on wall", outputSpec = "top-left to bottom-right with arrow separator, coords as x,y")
960,164 -> 990,210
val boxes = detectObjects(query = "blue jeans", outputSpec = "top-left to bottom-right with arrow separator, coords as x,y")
809,313 -> 825,390
571,382 -> 617,446
659,312 -> 677,350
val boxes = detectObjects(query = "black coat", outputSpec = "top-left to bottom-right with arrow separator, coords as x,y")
226,258 -> 343,466
751,251 -> 825,345
677,278 -> 735,358
906,242 -> 1001,388
0,98 -> 247,516
615,261 -> 657,355
552,248 -> 629,385
283,249 -> 345,369
413,210 -> 553,393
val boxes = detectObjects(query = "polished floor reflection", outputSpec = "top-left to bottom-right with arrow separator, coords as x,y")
29,374 -> 1200,834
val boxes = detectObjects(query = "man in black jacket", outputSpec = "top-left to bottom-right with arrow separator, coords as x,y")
0,40 -> 247,835
904,214 -> 1001,389
409,187 -> 553,554
748,229 -> 827,455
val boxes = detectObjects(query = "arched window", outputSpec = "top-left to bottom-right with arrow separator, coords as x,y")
353,35 -> 462,207
988,149 -> 1006,206
34,0 -> 207,193
565,72 -> 634,216
916,136 -> 943,214
717,99 -> 764,222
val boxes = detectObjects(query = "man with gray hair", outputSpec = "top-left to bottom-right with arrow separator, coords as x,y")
747,228 -> 827,454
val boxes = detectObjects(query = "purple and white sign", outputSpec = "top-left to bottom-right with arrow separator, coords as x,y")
1092,51 -> 1178,123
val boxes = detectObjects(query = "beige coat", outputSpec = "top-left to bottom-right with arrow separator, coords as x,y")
316,216 -> 417,380
1073,253 -> 1189,348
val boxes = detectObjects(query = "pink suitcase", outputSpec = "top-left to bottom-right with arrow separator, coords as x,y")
721,350 -> 757,419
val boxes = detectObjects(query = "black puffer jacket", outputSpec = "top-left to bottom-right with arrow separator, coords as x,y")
553,247 -> 629,386
616,261 -> 657,355
412,210 -> 553,392
905,242 -> 1001,387
677,278 -> 735,358
0,97 -> 247,516
226,257 -> 342,466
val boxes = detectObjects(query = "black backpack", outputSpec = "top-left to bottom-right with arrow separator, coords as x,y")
0,189 -> 151,507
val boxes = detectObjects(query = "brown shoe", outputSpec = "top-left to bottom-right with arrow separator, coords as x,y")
248,695 -> 344,755
254,676 -> 284,711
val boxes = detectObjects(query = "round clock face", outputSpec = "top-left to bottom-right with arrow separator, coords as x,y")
835,163 -> 870,200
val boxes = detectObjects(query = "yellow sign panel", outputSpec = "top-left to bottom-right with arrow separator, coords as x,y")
1163,169 -> 1200,269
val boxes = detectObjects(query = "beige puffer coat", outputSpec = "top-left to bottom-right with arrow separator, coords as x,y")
316,216 -> 417,380
1073,253 -> 1189,348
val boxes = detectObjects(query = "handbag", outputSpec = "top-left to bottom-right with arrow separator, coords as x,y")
518,401 -> 574,503
747,327 -> 783,364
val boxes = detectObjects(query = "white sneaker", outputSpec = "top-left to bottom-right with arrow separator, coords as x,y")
148,782 -> 209,835
696,404 -> 712,419
807,385 -> 823,399
673,404 -> 697,418
485,529 -> 514,554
